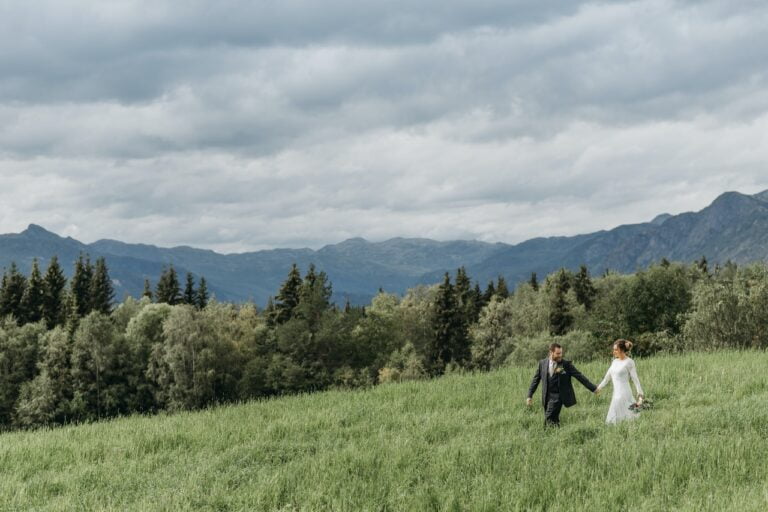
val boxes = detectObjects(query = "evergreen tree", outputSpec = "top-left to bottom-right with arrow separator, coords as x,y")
529,272 -> 539,291
549,269 -> 573,336
42,256 -> 68,329
89,257 -> 114,315
293,264 -> 333,338
155,266 -> 181,305
21,258 -> 45,323
70,253 -> 93,318
495,276 -> 510,299
697,255 -> 709,276
183,273 -> 197,305
196,277 -> 208,310
472,282 -> 484,317
0,263 -> 28,323
454,266 -> 481,326
272,264 -> 302,325
264,296 -> 276,327
142,279 -> 153,301
428,273 -> 467,375
482,281 -> 496,305
573,264 -> 597,310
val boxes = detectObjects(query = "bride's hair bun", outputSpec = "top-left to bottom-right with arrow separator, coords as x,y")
614,339 -> 633,352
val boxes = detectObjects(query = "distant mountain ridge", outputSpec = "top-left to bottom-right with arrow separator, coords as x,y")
2,189 -> 768,305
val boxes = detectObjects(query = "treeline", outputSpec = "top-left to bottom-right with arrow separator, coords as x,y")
0,255 -> 208,329
1,255 -> 767,431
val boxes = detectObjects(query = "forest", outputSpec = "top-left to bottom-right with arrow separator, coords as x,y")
1,253 -> 766,431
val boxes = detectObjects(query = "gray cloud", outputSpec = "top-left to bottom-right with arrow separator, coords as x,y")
1,0 -> 767,252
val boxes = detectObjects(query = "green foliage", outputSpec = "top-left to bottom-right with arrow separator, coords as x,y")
21,259 -> 44,324
15,327 -> 73,427
69,312 -> 130,421
683,264 -> 768,350
469,296 -> 517,370
69,253 -> 93,318
197,276 -> 209,309
573,264 -> 596,310
0,262 -> 28,323
0,320 -> 44,427
41,256 -> 67,329
6,253 -> 768,437
507,330 -> 604,366
272,263 -> 303,325
89,257 -> 114,314
429,273 -> 469,375
183,272 -> 196,306
549,268 -> 573,335
155,266 -> 182,305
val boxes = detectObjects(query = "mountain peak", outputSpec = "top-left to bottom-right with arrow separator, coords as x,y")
753,189 -> 768,202
21,224 -> 60,239
650,213 -> 672,226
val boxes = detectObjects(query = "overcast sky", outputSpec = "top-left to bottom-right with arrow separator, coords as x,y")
1,0 -> 767,252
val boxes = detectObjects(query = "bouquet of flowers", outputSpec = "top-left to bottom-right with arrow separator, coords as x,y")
629,396 -> 653,412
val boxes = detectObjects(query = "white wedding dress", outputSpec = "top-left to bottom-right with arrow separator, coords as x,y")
596,357 -> 644,425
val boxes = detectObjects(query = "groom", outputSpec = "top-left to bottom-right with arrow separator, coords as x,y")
526,343 -> 597,427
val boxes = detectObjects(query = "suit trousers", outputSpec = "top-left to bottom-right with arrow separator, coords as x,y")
544,391 -> 562,427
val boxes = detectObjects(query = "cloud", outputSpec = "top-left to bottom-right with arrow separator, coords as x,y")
1,0 -> 767,251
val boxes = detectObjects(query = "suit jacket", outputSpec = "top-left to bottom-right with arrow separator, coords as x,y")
527,358 -> 596,408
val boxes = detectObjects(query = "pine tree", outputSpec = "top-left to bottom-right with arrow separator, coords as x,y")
196,277 -> 208,310
42,256 -> 68,329
697,255 -> 709,276
272,264 -> 302,325
21,258 -> 45,323
549,269 -> 573,336
295,264 -> 333,333
572,264 -> 596,310
429,273 -> 467,375
264,296 -> 276,327
495,276 -> 510,299
454,266 -> 479,326
482,281 -> 496,305
0,263 -> 28,323
529,272 -> 539,291
155,266 -> 181,305
183,273 -> 197,305
70,254 -> 93,318
89,257 -> 114,314
472,282 -> 484,317
142,279 -> 153,301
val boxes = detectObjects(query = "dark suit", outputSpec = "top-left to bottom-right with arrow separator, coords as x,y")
527,358 -> 596,426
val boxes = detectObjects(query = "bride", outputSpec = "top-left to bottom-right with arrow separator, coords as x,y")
595,339 -> 644,424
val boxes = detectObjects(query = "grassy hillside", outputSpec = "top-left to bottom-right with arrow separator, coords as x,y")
1,351 -> 767,511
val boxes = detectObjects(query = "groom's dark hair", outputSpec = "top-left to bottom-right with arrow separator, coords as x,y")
548,343 -> 562,352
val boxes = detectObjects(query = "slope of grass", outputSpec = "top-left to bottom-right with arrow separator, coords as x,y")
1,350 -> 767,511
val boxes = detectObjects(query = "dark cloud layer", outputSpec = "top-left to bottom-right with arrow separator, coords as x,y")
1,1 -> 767,251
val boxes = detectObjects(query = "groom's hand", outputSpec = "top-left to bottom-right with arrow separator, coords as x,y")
525,398 -> 532,407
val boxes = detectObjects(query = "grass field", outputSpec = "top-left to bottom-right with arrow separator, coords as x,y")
1,350 -> 767,511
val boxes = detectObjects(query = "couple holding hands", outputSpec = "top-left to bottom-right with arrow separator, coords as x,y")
526,339 -> 644,426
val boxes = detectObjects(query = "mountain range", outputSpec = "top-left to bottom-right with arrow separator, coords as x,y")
2,189 -> 768,305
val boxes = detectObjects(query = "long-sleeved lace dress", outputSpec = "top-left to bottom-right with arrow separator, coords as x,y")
596,357 -> 644,424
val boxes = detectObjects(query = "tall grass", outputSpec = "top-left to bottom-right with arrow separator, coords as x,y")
1,350 -> 767,511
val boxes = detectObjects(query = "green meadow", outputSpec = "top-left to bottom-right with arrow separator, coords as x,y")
1,350 -> 767,511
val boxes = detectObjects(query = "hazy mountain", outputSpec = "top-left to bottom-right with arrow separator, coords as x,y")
2,189 -> 768,305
